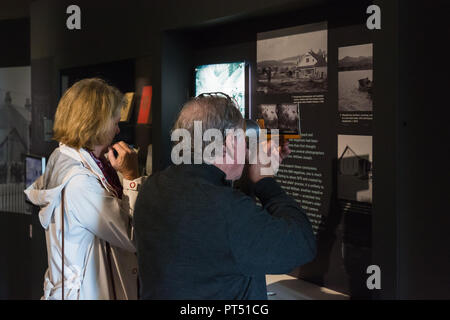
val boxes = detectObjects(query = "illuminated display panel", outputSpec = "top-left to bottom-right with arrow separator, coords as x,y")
195,62 -> 246,117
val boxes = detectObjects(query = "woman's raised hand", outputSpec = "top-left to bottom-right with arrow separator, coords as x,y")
108,141 -> 139,180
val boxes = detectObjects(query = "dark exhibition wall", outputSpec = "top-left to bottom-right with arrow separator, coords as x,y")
0,18 -> 33,299
0,18 -> 30,67
0,0 -> 449,300
395,1 -> 449,298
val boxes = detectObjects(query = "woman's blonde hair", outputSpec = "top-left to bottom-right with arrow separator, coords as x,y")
53,78 -> 125,150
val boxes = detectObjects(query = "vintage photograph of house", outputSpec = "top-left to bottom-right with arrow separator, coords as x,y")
337,134 -> 373,204
257,26 -> 328,95
338,43 -> 373,112
0,66 -> 31,213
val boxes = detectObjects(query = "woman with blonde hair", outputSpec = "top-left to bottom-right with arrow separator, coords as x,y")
25,78 -> 145,300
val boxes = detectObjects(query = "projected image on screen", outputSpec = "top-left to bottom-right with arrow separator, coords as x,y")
195,62 -> 245,117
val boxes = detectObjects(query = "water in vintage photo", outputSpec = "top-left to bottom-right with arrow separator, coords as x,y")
338,69 -> 373,112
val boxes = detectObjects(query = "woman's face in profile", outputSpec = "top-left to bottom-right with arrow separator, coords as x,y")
104,113 -> 121,150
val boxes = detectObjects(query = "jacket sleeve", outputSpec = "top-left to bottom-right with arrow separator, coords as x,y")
65,174 -> 145,252
121,176 -> 145,241
226,177 -> 317,276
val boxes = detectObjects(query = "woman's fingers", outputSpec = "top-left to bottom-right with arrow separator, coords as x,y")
107,147 -> 117,163
112,142 -> 127,157
108,142 -> 139,180
117,141 -> 133,153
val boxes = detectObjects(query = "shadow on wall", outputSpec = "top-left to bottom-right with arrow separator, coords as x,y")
293,157 -> 373,299
0,212 -> 32,299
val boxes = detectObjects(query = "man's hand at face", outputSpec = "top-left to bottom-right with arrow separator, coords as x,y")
248,139 -> 291,184
279,139 -> 291,161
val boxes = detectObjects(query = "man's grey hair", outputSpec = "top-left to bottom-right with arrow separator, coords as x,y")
171,95 -> 244,158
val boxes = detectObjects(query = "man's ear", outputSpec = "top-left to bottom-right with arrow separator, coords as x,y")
224,133 -> 235,160
225,133 -> 234,147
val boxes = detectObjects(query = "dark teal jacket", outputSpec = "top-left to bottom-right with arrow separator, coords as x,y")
134,164 -> 316,299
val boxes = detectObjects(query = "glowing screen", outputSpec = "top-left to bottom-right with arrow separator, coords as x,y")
195,62 -> 246,116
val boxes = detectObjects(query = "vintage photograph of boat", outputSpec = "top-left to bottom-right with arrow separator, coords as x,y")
257,25 -> 327,95
338,43 -> 373,112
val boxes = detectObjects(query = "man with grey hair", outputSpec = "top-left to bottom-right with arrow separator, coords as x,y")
134,93 -> 316,299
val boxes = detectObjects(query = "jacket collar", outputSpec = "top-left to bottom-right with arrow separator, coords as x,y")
58,143 -> 118,196
176,163 -> 231,186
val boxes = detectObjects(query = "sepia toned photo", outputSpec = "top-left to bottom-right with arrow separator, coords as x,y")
0,66 -> 31,213
256,103 -> 300,134
338,44 -> 373,112
337,135 -> 373,203
257,23 -> 328,95
278,103 -> 299,131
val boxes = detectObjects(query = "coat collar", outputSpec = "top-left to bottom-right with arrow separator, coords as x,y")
58,143 -> 118,196
176,163 -> 231,186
